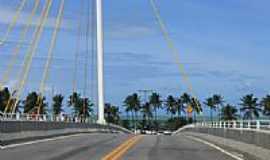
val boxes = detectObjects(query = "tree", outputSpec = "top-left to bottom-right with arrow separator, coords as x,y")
175,98 -> 185,118
124,95 -> 135,128
204,97 -> 215,122
23,92 -> 39,113
124,93 -> 140,127
240,94 -> 261,120
166,95 -> 176,118
181,93 -> 191,106
37,96 -> 48,115
261,95 -> 270,117
212,94 -> 224,120
105,103 -> 120,124
221,104 -> 238,120
79,98 -> 93,118
141,102 -> 153,129
68,92 -> 80,107
149,92 -> 162,121
68,92 -> 93,122
23,92 -> 47,114
190,97 -> 202,122
52,94 -> 64,115
0,87 -> 11,112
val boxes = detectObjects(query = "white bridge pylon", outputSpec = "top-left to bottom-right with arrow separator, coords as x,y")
96,0 -> 106,124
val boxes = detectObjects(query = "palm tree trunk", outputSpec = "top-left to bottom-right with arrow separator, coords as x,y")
193,111 -> 197,122
135,111 -> 138,131
210,109 -> 213,122
131,111 -> 135,128
178,108 -> 181,119
155,108 -> 157,121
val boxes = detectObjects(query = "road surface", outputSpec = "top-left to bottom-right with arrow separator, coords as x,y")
0,133 -> 242,160
0,133 -> 130,160
123,135 -> 239,160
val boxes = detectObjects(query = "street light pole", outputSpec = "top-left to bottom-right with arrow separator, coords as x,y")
96,0 -> 105,124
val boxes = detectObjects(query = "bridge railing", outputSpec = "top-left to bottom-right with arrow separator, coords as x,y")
0,112 -> 94,123
195,120 -> 270,131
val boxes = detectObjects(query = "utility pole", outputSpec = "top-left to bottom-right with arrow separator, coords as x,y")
96,0 -> 105,124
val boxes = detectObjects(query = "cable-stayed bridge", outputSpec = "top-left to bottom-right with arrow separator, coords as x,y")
0,0 -> 269,160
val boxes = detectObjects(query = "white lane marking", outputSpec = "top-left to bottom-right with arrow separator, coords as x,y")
185,135 -> 244,160
0,133 -> 90,150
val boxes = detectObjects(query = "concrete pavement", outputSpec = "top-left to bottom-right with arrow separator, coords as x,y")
123,135 -> 244,160
0,133 -> 259,160
0,133 -> 130,160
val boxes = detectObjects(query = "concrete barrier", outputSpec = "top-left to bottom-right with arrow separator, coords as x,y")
0,121 -> 132,145
183,127 -> 270,150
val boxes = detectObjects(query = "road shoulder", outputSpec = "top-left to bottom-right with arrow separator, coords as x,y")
181,132 -> 270,160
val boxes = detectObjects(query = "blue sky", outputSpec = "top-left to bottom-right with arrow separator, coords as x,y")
0,0 -> 269,115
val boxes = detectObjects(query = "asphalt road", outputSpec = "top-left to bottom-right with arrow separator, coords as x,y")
0,133 -> 243,160
123,135 -> 238,160
0,133 -> 130,160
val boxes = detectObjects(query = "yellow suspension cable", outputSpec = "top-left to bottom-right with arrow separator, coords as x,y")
149,0 -> 202,113
72,0 -> 84,93
6,0 -> 53,113
0,0 -> 27,45
0,0 -> 40,89
37,0 -> 65,114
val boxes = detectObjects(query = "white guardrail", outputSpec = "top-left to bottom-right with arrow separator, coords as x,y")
0,111 -> 93,123
195,120 -> 270,131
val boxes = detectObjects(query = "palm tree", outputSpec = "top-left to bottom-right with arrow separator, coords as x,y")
68,92 -> 93,122
124,95 -> 133,126
166,95 -> 176,118
68,92 -> 80,107
0,87 -> 11,112
131,93 -> 141,123
23,92 -> 39,113
52,94 -> 64,115
221,104 -> 238,120
240,94 -> 261,120
75,98 -> 94,122
105,103 -> 120,124
141,102 -> 153,128
190,97 -> 202,122
123,93 -> 141,129
261,95 -> 270,118
175,98 -> 185,118
204,97 -> 215,122
37,96 -> 48,115
212,94 -> 224,120
149,92 -> 162,121
141,102 -> 153,129
181,93 -> 191,117
22,92 -> 48,115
